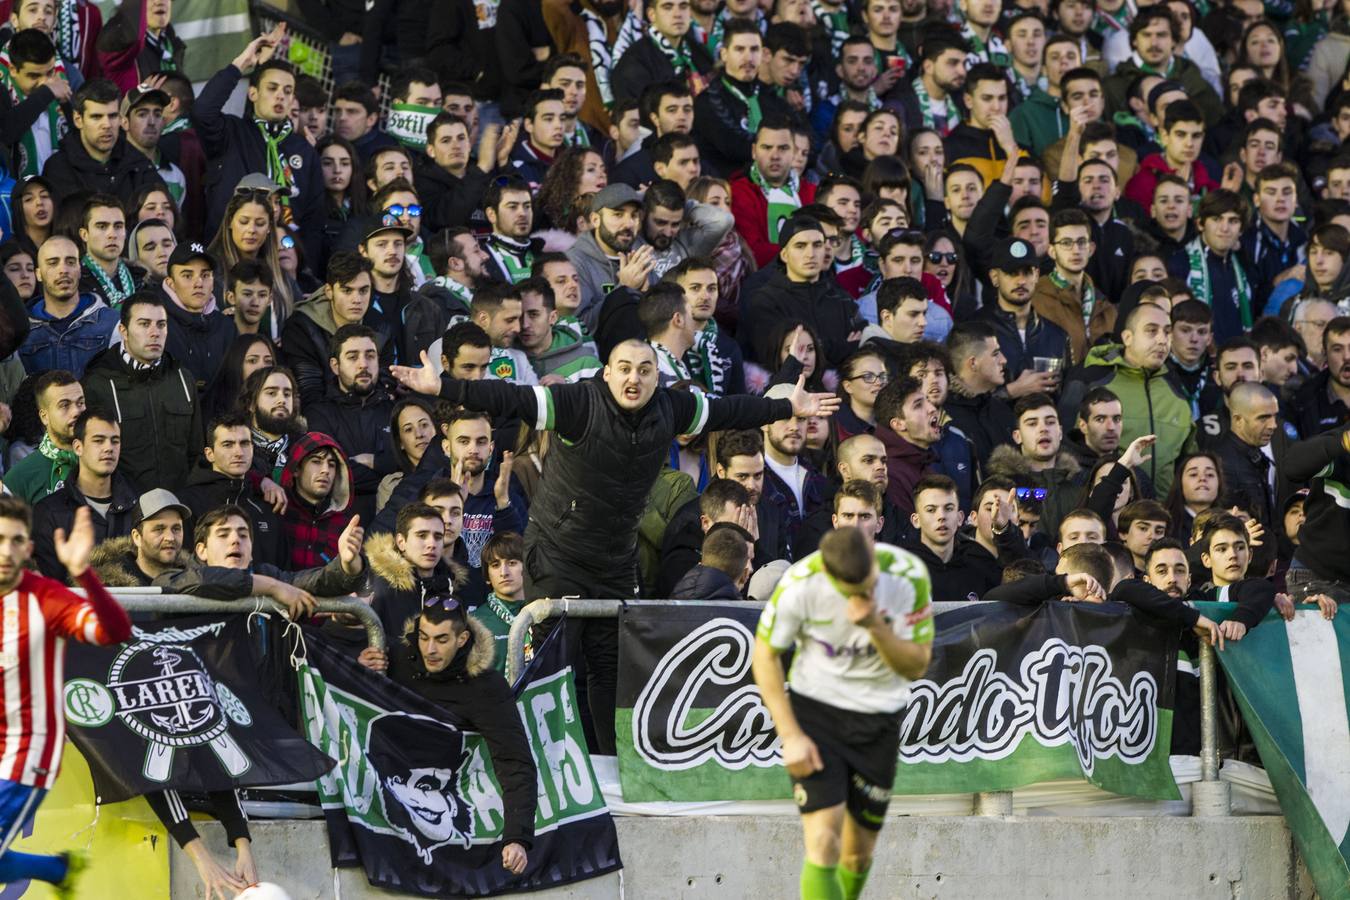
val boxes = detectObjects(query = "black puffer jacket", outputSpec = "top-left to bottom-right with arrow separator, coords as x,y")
32,472 -> 140,579
943,378 -> 1017,470
82,347 -> 203,492
392,615 -> 537,849
415,157 -> 492,233
176,465 -> 290,570
971,303 -> 1071,384
671,564 -> 742,601
305,385 -> 397,508
692,76 -> 794,178
42,131 -> 165,208
611,34 -> 714,105
364,532 -> 467,648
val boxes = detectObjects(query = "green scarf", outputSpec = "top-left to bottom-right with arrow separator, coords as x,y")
961,22 -> 1010,67
810,0 -> 849,56
719,77 -> 762,134
146,29 -> 177,72
1185,238 -> 1251,331
37,433 -> 77,495
162,116 -> 190,135
1130,51 -> 1175,77
1091,2 -> 1133,36
82,256 -> 135,307
487,234 -> 534,284
433,274 -> 475,307
0,64 -> 64,177
254,118 -> 296,196
1050,268 -> 1095,332
387,102 -> 440,152
687,320 -> 719,393
649,25 -> 693,73
912,76 -> 961,135
748,163 -> 801,244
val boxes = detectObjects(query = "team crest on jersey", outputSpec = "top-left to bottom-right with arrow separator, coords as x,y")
492,358 -> 515,379
63,622 -> 253,782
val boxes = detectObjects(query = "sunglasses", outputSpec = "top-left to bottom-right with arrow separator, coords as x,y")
384,203 -> 422,219
279,234 -> 295,250
423,595 -> 462,612
1015,487 -> 1048,502
928,251 -> 959,265
234,186 -> 275,199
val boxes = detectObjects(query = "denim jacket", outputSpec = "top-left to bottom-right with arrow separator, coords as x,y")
19,293 -> 116,377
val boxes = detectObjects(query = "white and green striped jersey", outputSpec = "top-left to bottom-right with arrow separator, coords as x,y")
757,542 -> 934,714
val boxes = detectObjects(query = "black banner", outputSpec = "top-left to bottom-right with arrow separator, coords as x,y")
63,615 -> 336,802
299,620 -> 622,897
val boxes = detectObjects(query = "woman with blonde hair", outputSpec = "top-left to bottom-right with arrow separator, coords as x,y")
208,190 -> 294,337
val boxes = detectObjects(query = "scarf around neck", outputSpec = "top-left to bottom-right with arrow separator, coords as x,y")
37,433 -> 77,494
254,117 -> 295,196
748,164 -> 801,244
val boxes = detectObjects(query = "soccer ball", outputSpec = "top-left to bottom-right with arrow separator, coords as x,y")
235,884 -> 293,900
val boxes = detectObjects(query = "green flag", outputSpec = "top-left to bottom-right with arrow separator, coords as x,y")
1205,605 -> 1350,900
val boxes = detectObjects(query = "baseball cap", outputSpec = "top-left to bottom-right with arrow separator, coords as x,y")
124,82 -> 170,112
591,184 -> 641,212
777,216 -> 824,249
167,240 -> 214,270
1146,79 -> 1186,111
989,237 -> 1040,272
361,215 -> 414,244
234,172 -> 283,195
132,489 -> 190,528
747,559 -> 790,603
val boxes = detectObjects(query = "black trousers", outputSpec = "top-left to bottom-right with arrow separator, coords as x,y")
524,540 -> 638,755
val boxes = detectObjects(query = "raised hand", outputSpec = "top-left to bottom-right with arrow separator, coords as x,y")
338,515 -> 364,575
391,350 -> 443,396
1119,434 -> 1156,470
494,451 -> 516,508
54,506 -> 95,578
788,373 -> 842,418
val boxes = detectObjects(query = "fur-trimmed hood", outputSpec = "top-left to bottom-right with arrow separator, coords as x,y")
399,613 -> 496,679
986,444 -> 1083,483
365,532 -> 468,593
88,535 -> 190,587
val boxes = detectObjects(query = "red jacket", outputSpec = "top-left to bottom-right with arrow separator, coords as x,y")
1123,153 -> 1218,209
730,172 -> 817,268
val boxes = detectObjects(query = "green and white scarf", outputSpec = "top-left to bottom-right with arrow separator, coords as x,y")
810,0 -> 849,56
1129,50 -> 1175,77
255,118 -> 296,196
433,275 -> 475,308
162,116 -> 190,136
961,22 -> 1010,67
83,256 -> 135,307
36,433 -> 77,495
387,102 -> 440,152
564,124 -> 591,148
913,76 -> 961,135
649,25 -> 694,73
720,77 -> 762,133
1050,268 -> 1095,331
1011,68 -> 1049,101
1184,237 -> 1252,330
1091,0 -> 1134,35
146,29 -> 177,72
0,62 -> 65,178
486,234 -> 534,284
654,340 -> 693,383
748,163 -> 801,244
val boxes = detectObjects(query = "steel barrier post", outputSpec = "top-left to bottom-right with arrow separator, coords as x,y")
1192,640 -> 1231,816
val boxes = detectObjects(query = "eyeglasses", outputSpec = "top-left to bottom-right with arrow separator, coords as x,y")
279,234 -> 295,250
1053,238 -> 1091,249
847,371 -> 889,385
384,203 -> 422,219
928,251 -> 959,265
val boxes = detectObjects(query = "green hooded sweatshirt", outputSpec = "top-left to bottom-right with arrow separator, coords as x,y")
1010,89 -> 1069,157
1075,343 -> 1197,498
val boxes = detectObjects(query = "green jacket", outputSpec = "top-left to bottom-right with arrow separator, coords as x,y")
472,593 -> 528,675
638,467 -> 698,595
1061,344 -> 1197,497
529,321 -> 603,383
1010,89 -> 1068,157
3,445 -> 73,504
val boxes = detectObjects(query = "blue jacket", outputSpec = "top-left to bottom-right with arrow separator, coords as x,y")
933,423 -> 977,513
19,293 -> 116,377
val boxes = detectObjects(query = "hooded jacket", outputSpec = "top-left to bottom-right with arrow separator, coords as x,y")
95,0 -> 185,91
1122,152 -> 1219,210
176,465 -> 289,569
1008,88 -> 1068,157
89,535 -> 189,587
81,345 -> 202,491
1058,343 -> 1196,497
365,531 -> 467,653
741,263 -> 858,368
20,293 -> 118,377
191,64 -> 324,264
280,432 -> 355,570
972,302 -> 1070,384
280,289 -> 396,406
529,322 -> 603,383
565,229 -> 624,334
32,470 -> 140,579
876,423 -> 938,517
671,564 -> 743,602
305,384 -> 396,506
986,444 -> 1083,542
390,614 -> 536,849
943,377 -> 1017,471
41,131 -> 165,209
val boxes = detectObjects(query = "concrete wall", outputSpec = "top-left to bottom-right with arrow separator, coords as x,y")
170,815 -> 1318,899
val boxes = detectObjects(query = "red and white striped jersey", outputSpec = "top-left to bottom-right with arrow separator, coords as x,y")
0,570 -> 126,788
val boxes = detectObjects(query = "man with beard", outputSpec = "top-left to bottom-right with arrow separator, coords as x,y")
640,179 -> 733,280
693,19 -> 789,178
3,371 -> 84,504
1166,189 -> 1253,343
1241,162 -> 1306,316
176,412 -> 289,569
128,218 -> 176,285
470,284 -> 537,385
1032,210 -> 1114,365
811,36 -> 881,140
422,227 -> 488,316
306,325 -> 396,520
32,410 -> 139,579
357,217 -> 414,364
41,78 -> 161,207
482,175 -> 544,286
285,251 -> 387,405
89,489 -> 194,587
1060,302 -> 1196,496
159,242 -> 236,388
81,291 -> 202,491
566,183 -> 654,332
76,195 -> 143,309
243,366 -> 303,499
1294,317 -> 1350,437
1197,337 -> 1261,443
796,434 -> 912,556
893,34 -> 967,138
517,277 -> 602,384
730,113 -> 816,267
20,235 -> 119,378
760,382 -> 829,549
391,339 -> 839,753
973,238 -> 1069,388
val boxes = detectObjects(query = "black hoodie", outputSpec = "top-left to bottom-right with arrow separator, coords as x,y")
176,465 -> 290,570
740,263 -> 860,368
42,131 -> 165,209
161,289 -> 238,388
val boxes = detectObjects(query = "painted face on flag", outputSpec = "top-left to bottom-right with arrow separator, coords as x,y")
369,714 -> 474,860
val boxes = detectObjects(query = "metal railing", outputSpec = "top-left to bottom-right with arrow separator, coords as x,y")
507,597 -> 1232,817
104,591 -> 387,651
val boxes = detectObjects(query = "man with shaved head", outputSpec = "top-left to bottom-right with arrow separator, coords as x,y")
392,339 -> 841,753
796,434 -> 911,555
1216,381 -> 1282,527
